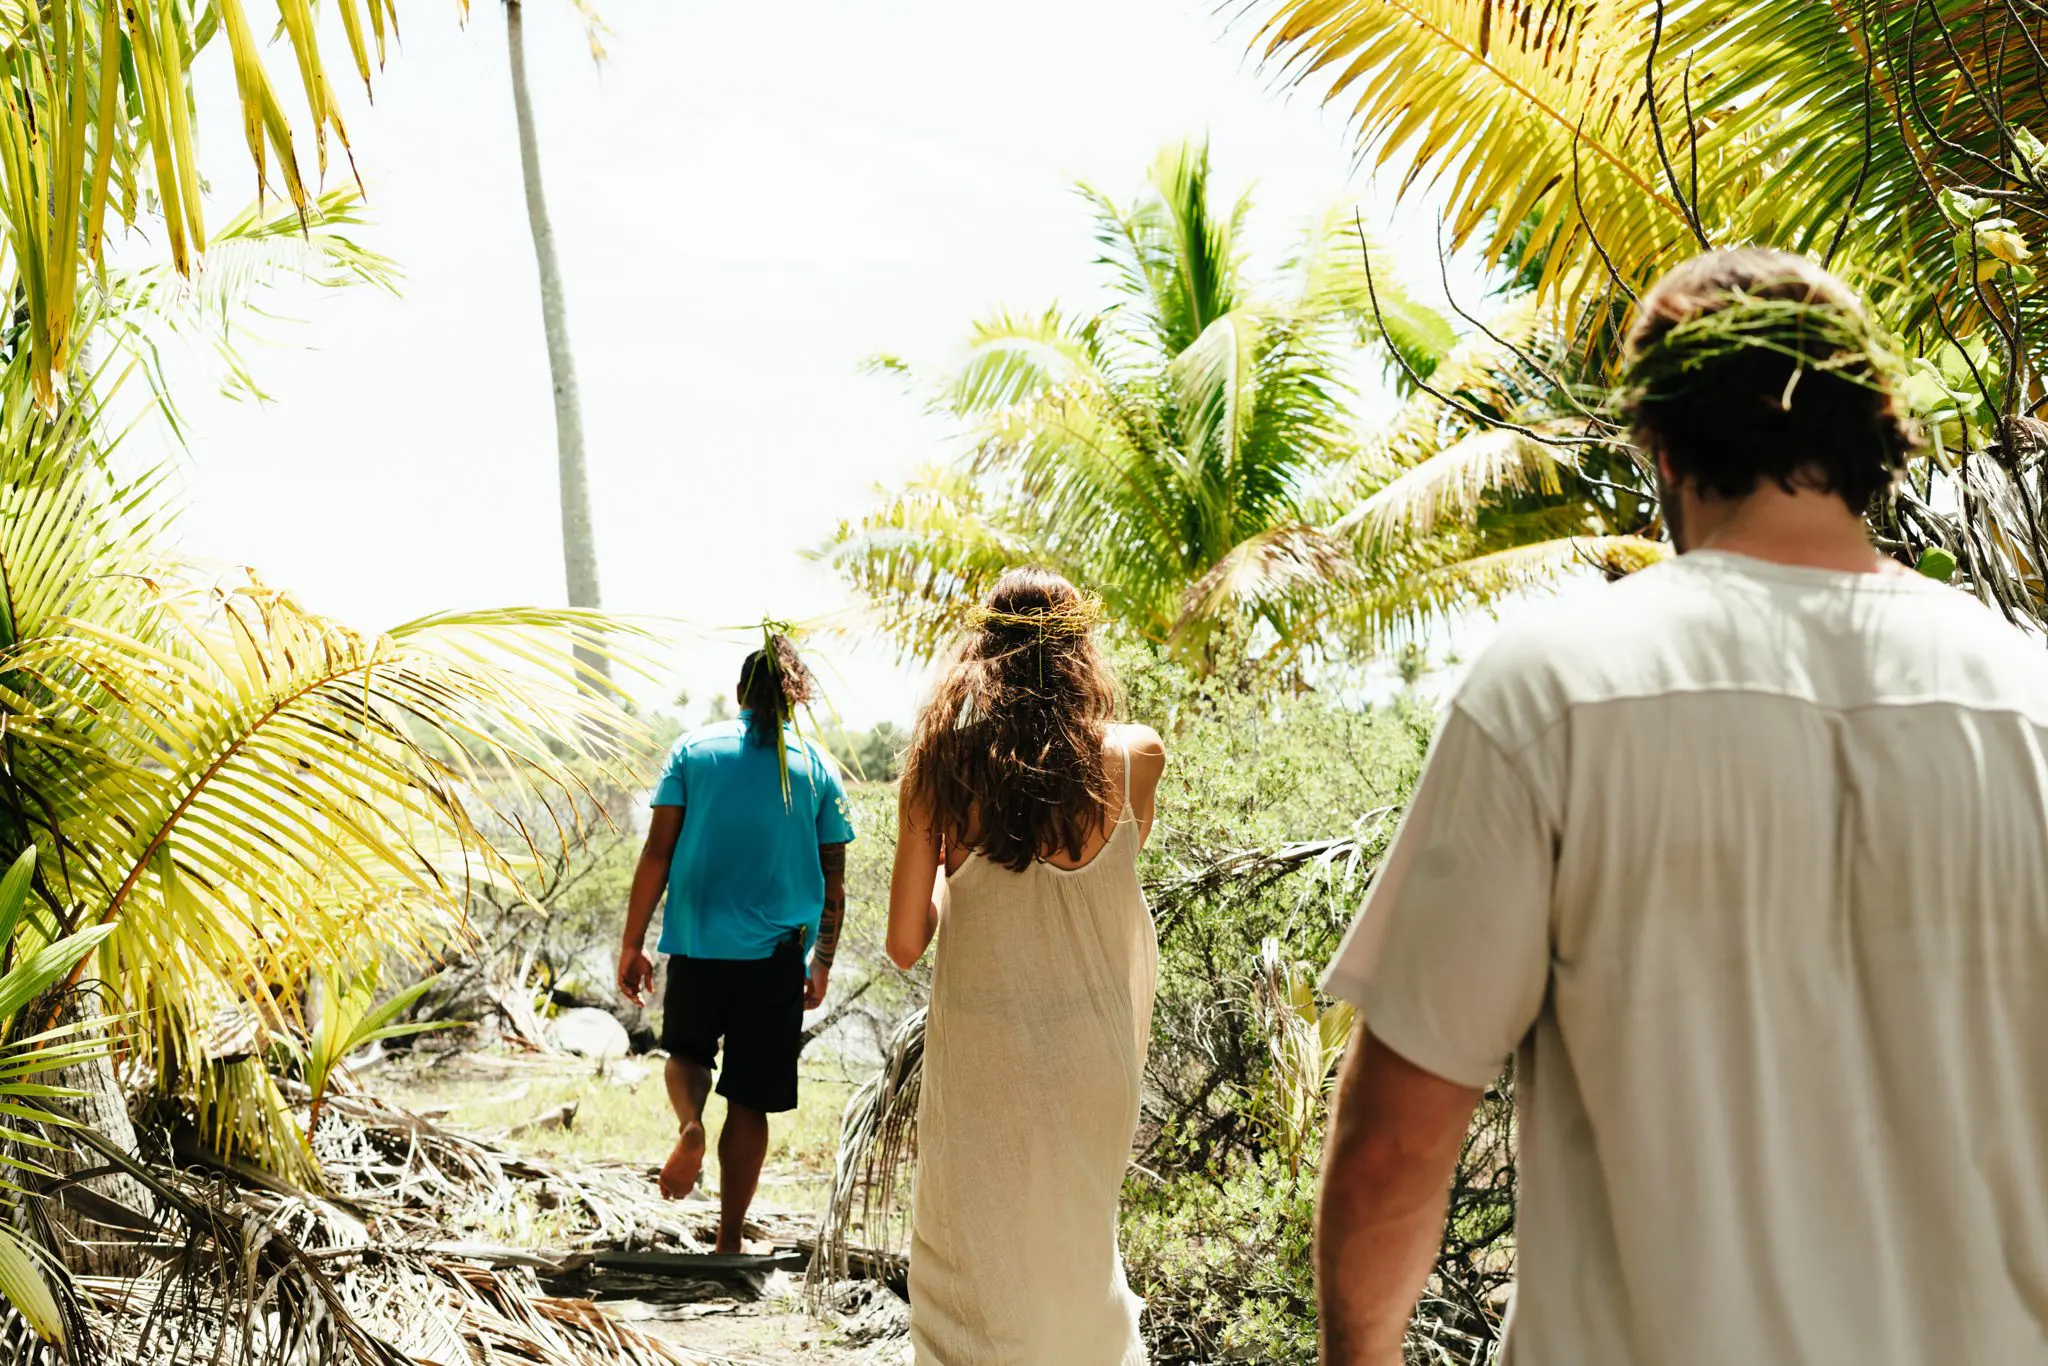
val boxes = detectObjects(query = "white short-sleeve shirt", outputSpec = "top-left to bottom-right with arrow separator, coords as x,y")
1325,549 -> 2048,1366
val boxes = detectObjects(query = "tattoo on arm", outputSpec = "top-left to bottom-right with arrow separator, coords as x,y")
816,843 -> 849,968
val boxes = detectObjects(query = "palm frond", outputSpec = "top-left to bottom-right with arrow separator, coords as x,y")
1335,533 -> 1671,649
0,565 -> 645,1175
1256,0 -> 1693,313
809,1006 -> 923,1295
1291,208 -> 1460,383
101,187 -> 400,412
1175,522 -> 1358,638
1169,308 -> 1266,493
1338,428 -> 1568,549
815,467 -> 1043,659
943,309 -> 1114,417
1081,139 -> 1248,355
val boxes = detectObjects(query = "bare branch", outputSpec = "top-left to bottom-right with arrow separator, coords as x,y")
1349,214 -> 1611,451
1647,0 -> 1712,251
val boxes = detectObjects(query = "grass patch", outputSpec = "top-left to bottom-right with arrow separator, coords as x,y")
381,1052 -> 854,1214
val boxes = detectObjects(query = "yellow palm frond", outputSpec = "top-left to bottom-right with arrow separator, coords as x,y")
1175,522 -> 1357,638
1424,532 -> 1669,597
1338,532 -> 1669,646
1257,0 -> 1696,311
1337,428 -> 1567,549
1,568 -> 645,1175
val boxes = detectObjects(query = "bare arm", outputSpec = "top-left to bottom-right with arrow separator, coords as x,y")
1317,1024 -> 1483,1366
1115,722 -> 1167,848
617,806 -> 684,1004
808,842 -> 848,1008
886,787 -> 942,970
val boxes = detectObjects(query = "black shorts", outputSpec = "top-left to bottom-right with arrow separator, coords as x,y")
661,932 -> 806,1114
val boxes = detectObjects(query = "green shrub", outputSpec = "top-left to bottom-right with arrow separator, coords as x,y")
1123,1151 -> 1322,1363
1110,647 -> 1443,1362
1124,647 -> 1428,1181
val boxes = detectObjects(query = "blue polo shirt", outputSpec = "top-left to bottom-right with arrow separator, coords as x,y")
651,713 -> 856,962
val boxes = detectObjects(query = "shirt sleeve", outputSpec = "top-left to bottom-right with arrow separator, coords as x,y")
650,742 -> 687,809
814,753 -> 856,845
1322,705 -> 1555,1089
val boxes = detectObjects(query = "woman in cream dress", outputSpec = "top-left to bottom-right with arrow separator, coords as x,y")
887,568 -> 1164,1365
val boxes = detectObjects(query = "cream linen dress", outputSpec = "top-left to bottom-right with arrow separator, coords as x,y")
908,745 -> 1158,1365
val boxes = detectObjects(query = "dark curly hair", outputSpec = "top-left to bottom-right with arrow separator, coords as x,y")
902,568 -> 1121,874
1624,247 -> 1920,513
737,635 -> 813,748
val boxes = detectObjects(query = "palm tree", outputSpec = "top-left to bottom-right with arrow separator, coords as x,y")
1250,0 -> 2048,629
0,320 -> 644,1190
825,140 -> 1658,666
824,141 -> 1420,661
504,0 -> 607,679
1287,291 -> 1666,660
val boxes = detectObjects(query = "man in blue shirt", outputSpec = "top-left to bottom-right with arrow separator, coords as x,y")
618,637 -> 855,1251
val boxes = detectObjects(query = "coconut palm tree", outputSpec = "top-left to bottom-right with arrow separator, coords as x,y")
0,0 -> 620,671
0,320 -> 643,1191
824,140 -> 1659,666
1250,0 -> 2048,629
503,0 -> 608,679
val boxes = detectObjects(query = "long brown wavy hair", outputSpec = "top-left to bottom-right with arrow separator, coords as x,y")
903,568 -> 1121,873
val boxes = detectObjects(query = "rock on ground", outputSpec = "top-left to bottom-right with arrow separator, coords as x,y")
548,1007 -> 632,1060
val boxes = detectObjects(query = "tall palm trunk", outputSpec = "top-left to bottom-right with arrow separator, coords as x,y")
506,0 -> 607,682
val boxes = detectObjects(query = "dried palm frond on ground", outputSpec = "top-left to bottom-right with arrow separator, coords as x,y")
807,1009 -> 923,1299
9,1080 -> 763,1365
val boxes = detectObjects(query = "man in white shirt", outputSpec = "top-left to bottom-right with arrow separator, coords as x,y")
1315,248 -> 2048,1366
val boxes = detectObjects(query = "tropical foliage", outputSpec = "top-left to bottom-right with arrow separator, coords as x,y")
825,139 -> 1410,659
0,847 -> 123,1349
824,139 -> 1664,668
0,0 -> 614,416
0,389 -> 638,1178
0,146 -> 642,1242
1254,0 -> 2048,631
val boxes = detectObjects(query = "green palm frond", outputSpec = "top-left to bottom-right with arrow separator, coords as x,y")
1337,428 -> 1568,549
1333,533 -> 1670,649
1082,139 -> 1250,355
1170,308 -> 1267,492
1174,522 -> 1359,642
1256,0 -> 1694,312
102,186 -> 401,412
1363,293 -> 1549,468
1291,209 -> 1460,383
817,466 -> 1043,658
943,309 -> 1117,417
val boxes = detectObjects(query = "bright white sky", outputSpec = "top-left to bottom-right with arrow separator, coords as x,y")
143,0 -> 1495,726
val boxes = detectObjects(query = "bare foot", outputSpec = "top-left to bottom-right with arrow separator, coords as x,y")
714,1233 -> 775,1256
660,1121 -> 705,1199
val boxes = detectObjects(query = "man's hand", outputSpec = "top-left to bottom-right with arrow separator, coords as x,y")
618,944 -> 656,1006
621,808 -> 682,1008
805,961 -> 831,1010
